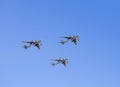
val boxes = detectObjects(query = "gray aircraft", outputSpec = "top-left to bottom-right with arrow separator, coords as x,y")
60,35 -> 80,45
51,58 -> 69,67
22,40 -> 42,49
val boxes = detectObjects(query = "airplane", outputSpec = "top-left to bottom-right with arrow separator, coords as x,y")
51,58 -> 69,67
22,40 -> 42,49
60,35 -> 80,45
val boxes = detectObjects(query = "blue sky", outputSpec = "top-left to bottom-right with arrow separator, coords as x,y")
0,0 -> 120,87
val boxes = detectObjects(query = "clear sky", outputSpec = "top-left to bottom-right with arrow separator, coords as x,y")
0,0 -> 120,87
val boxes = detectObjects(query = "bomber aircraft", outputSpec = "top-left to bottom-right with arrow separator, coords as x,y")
51,58 -> 69,67
22,40 -> 42,49
59,35 -> 80,45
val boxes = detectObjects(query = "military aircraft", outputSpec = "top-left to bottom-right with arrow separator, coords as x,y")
22,40 -> 42,49
60,35 -> 80,45
51,58 -> 69,67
